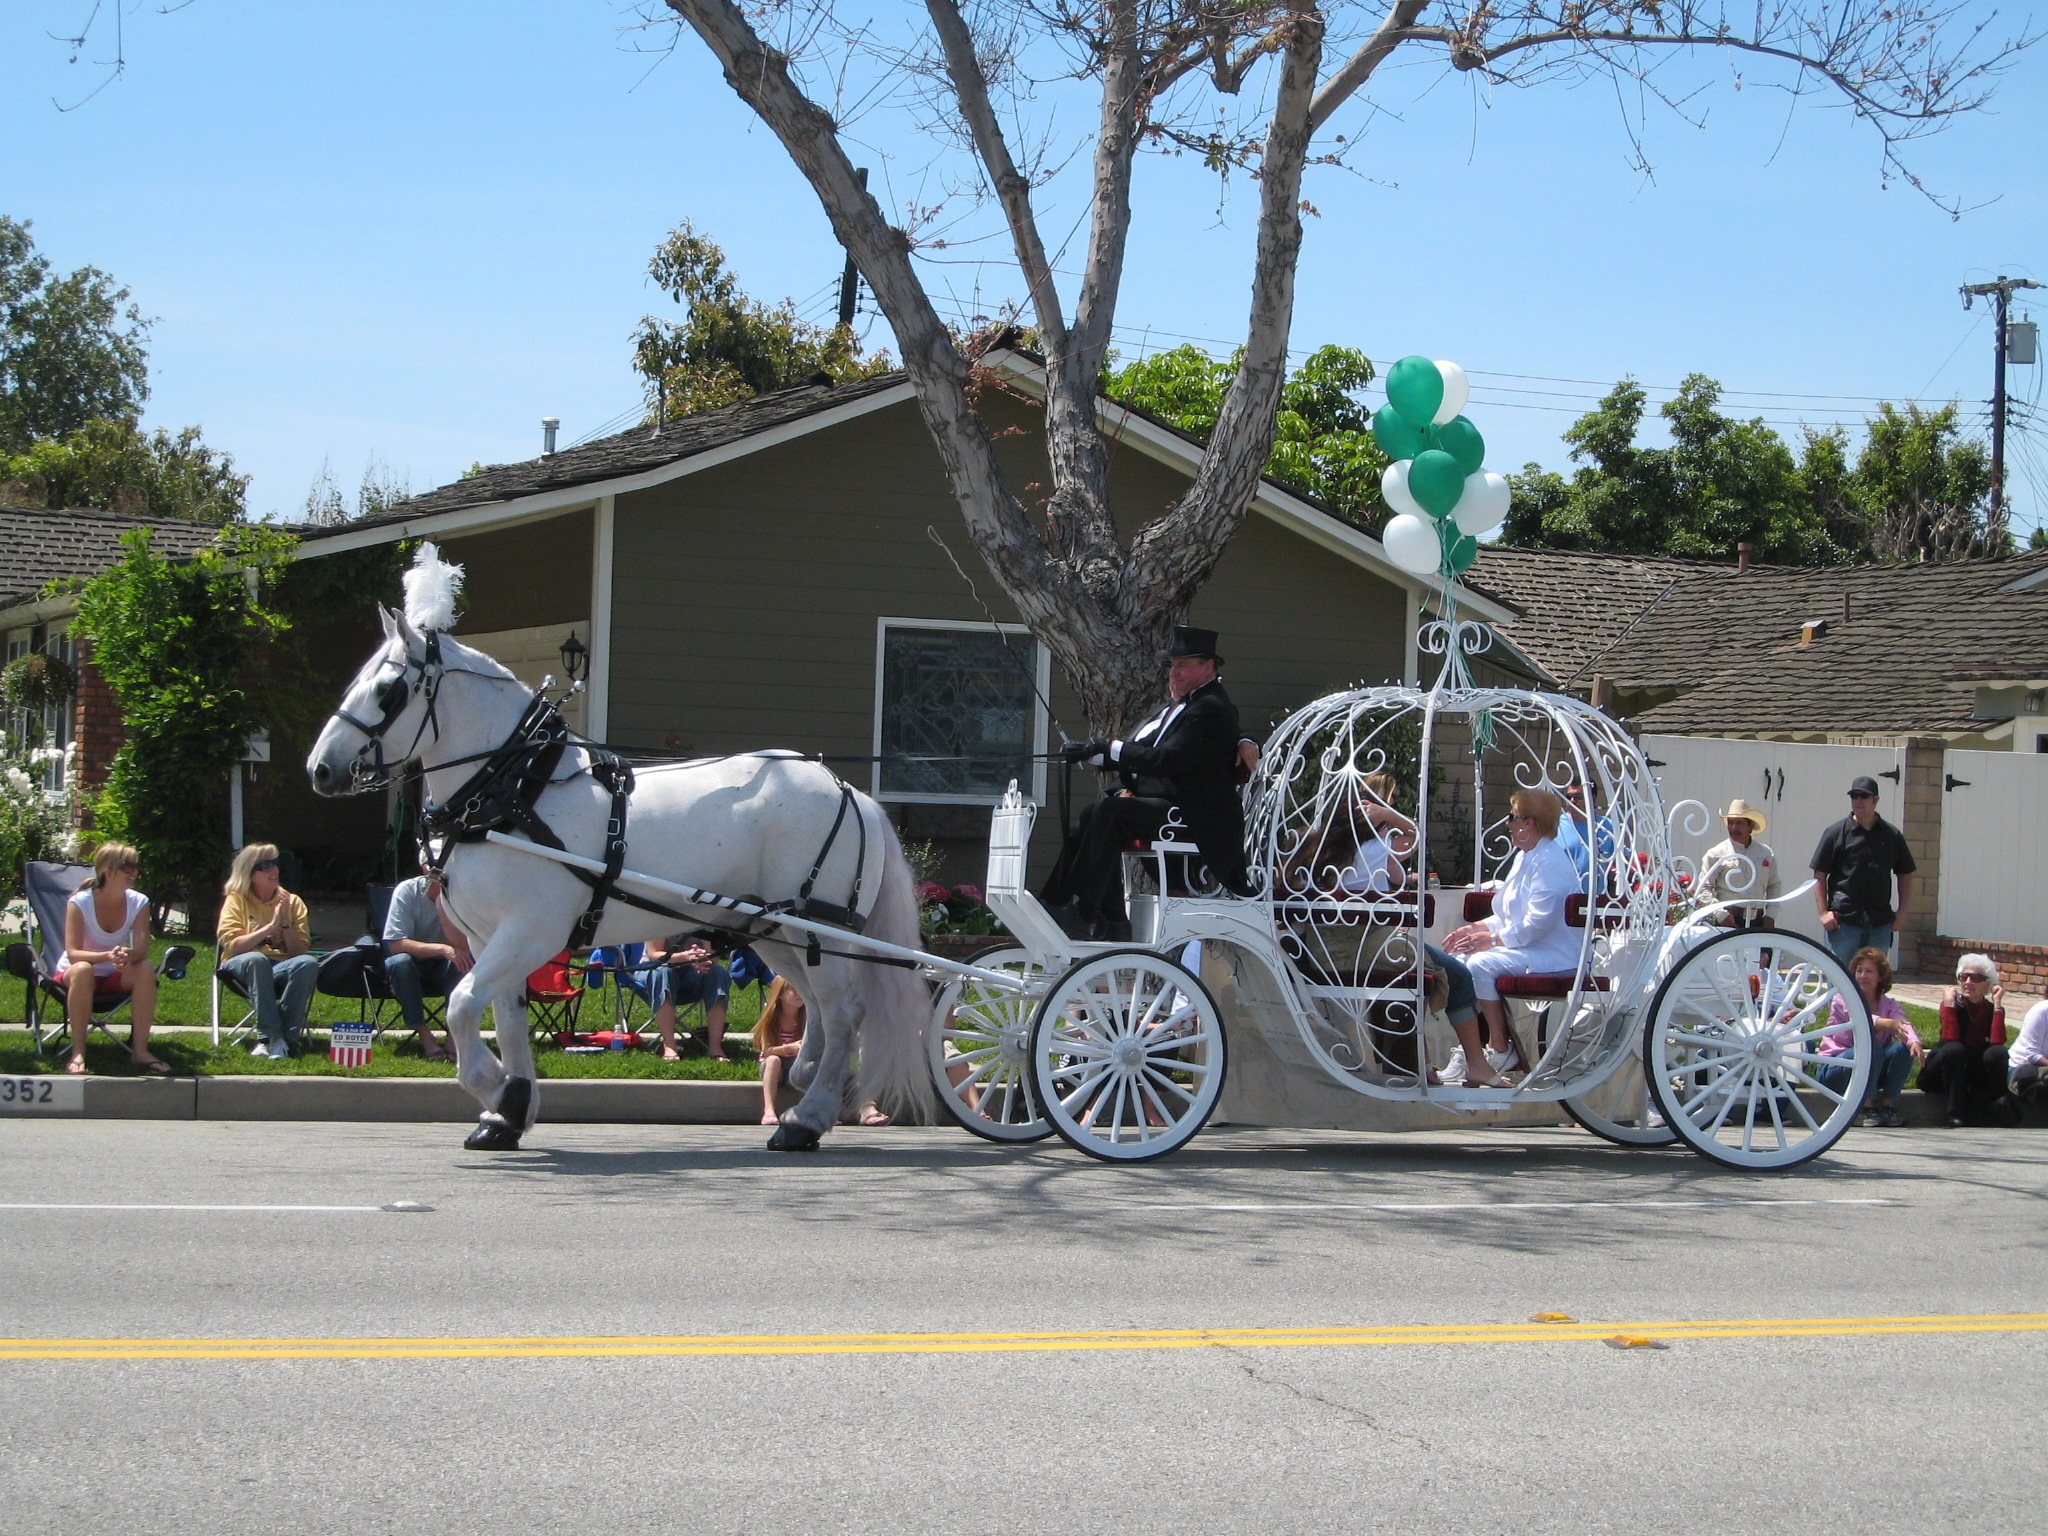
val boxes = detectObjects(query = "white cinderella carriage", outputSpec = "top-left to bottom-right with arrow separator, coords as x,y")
925,616 -> 1874,1172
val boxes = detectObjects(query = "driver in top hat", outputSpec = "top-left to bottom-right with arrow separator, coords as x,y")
1041,626 -> 1256,940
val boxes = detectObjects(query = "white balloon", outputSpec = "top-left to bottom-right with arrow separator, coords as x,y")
1432,360 -> 1469,425
1382,512 -> 1442,576
1380,459 -> 1425,520
1453,470 -> 1511,536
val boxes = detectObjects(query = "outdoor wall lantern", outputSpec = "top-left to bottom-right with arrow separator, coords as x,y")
559,630 -> 588,685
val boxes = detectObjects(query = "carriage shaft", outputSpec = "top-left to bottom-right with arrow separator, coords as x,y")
479,830 -> 1029,990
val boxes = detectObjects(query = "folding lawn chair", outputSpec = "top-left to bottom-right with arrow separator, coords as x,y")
585,942 -> 659,1041
524,951 -> 590,1041
5,860 -> 194,1057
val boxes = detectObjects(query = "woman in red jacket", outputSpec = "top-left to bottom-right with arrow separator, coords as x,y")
1916,954 -> 2016,1126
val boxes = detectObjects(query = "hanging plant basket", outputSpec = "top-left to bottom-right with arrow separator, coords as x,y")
1,651 -> 76,715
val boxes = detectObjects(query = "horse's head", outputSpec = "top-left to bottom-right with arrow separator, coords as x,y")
307,606 -> 443,797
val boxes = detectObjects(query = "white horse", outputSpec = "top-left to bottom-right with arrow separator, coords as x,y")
306,586 -> 929,1152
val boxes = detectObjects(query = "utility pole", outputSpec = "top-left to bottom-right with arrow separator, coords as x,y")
836,167 -> 869,329
1960,275 -> 2042,546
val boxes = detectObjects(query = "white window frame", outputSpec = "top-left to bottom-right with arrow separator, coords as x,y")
871,617 -> 1050,806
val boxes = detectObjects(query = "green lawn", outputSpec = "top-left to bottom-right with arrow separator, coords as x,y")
1,937 -> 768,1080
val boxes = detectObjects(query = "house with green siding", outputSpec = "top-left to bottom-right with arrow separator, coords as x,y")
288,349 -> 1514,881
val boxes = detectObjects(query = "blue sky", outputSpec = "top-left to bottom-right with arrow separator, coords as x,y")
5,1 -> 2043,538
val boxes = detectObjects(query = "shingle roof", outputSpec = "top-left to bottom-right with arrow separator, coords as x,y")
0,506 -> 228,611
345,372 -> 911,525
1470,544 -> 2048,737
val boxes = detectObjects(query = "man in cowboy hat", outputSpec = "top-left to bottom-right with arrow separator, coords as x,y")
1041,625 -> 1255,939
1699,798 -> 1782,928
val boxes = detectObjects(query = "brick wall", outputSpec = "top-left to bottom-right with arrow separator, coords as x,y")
69,638 -> 125,819
1916,935 -> 2048,995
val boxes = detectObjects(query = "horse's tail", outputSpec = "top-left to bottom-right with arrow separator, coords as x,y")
855,821 -> 935,1125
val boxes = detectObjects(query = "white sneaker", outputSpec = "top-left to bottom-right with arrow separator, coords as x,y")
1441,1046 -> 1468,1086
1483,1045 -> 1522,1081
250,1040 -> 271,1058
267,1039 -> 290,1060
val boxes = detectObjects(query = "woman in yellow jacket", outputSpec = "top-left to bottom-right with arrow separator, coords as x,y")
215,843 -> 316,1058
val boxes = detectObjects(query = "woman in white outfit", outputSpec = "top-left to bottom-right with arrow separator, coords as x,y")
1441,788 -> 1584,1086
62,841 -> 166,1075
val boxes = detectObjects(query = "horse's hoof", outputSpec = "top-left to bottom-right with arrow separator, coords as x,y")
767,1123 -> 821,1152
498,1075 -> 535,1132
464,1119 -> 523,1152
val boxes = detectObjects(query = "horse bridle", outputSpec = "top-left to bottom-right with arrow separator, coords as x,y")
326,630 -> 457,793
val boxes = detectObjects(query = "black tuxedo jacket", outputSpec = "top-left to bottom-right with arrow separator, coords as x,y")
1112,677 -> 1249,890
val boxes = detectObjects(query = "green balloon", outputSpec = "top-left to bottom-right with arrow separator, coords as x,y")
1444,528 -> 1479,574
1436,415 -> 1485,476
1386,355 -> 1444,430
1371,405 -> 1425,461
1407,449 -> 1465,519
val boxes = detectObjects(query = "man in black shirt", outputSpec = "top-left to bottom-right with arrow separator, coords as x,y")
1810,774 -> 1916,966
1042,626 -> 1255,940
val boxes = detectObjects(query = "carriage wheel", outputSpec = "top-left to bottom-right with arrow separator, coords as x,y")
1644,929 -> 1871,1171
1030,948 -> 1226,1164
928,946 -> 1051,1143
1562,1054 -> 1678,1148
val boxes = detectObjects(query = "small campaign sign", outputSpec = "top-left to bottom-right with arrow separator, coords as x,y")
329,1020 -> 374,1069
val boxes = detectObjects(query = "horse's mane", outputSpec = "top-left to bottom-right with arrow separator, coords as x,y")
431,632 -> 519,683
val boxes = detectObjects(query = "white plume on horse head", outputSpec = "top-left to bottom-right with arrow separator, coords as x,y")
403,542 -> 465,633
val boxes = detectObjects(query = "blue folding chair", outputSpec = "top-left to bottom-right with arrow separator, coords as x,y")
7,860 -> 194,1056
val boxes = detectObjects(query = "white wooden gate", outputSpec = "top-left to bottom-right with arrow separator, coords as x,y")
1641,736 -> 1904,945
1937,750 -> 2048,947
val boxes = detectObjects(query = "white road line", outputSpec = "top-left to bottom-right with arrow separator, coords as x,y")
0,1203 -> 389,1213
1136,1197 -> 1896,1212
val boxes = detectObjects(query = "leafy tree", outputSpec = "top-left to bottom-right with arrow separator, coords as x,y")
69,523 -> 295,933
631,219 -> 892,422
1505,379 -> 2000,563
1844,402 -> 1995,562
2032,525 -> 2048,551
302,455 -> 411,526
1106,343 -> 1388,528
0,415 -> 247,523
0,215 -> 151,452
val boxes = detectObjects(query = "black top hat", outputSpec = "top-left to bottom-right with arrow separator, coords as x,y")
1168,626 -> 1222,662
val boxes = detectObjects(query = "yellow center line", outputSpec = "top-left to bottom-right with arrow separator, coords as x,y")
5,1313 -> 2045,1361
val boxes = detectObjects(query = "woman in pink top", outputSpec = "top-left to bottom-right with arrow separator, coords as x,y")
1815,946 -> 1919,1127
62,842 -> 167,1075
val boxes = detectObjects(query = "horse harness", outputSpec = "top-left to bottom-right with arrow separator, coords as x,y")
332,631 -> 880,959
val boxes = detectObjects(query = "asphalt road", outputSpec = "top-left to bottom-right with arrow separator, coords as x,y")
2,1118 -> 2043,1535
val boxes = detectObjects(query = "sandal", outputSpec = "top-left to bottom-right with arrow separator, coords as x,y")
661,1046 -> 682,1062
65,1055 -> 88,1075
130,1056 -> 173,1075
858,1108 -> 893,1126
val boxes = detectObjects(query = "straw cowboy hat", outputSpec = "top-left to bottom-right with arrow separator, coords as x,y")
1718,798 -> 1769,833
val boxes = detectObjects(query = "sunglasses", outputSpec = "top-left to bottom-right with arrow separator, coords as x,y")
116,861 -> 139,873
252,859 -> 280,873
1506,813 -> 1534,823
1959,972 -> 1992,983
1848,792 -> 1875,801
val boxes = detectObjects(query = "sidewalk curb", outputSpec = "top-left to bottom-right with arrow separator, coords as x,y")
14,1075 -> 774,1124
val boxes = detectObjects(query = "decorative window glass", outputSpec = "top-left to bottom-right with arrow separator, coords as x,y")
874,620 -> 1047,803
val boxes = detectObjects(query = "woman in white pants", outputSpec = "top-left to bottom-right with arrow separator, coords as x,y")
1441,788 -> 1584,1086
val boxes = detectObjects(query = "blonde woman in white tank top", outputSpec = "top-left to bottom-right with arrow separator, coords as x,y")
62,842 -> 167,1074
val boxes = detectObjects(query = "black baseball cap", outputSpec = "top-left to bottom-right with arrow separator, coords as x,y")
1848,775 -> 1880,797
